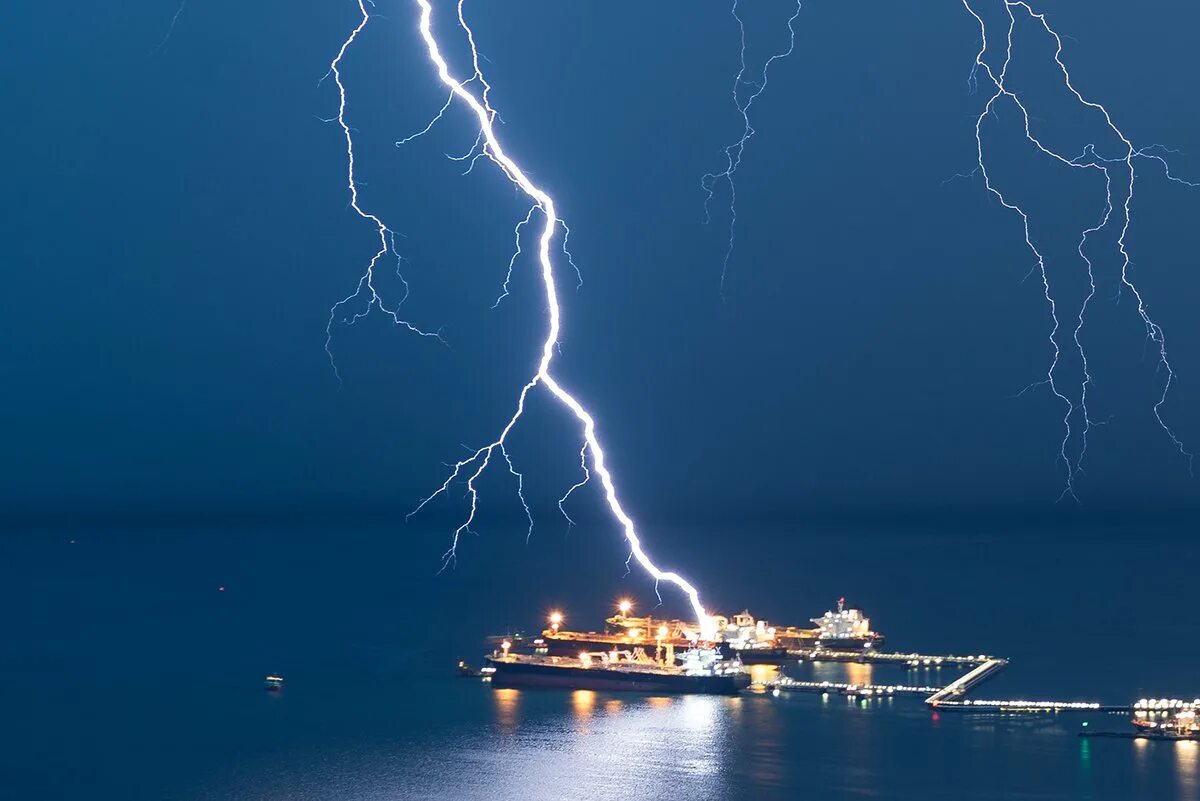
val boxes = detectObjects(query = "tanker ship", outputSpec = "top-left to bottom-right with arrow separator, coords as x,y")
532,598 -> 885,665
535,604 -> 702,662
811,597 -> 886,651
487,643 -> 749,695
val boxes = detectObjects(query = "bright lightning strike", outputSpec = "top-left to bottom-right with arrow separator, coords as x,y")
963,0 -> 1195,496
328,1 -> 719,638
702,0 -> 802,295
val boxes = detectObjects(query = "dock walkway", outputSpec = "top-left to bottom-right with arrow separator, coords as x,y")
758,652 -> 1122,713
766,677 -> 940,697
924,658 -> 1008,705
790,649 -> 991,667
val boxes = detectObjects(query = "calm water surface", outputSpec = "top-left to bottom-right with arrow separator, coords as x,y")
2,525 -> 1197,800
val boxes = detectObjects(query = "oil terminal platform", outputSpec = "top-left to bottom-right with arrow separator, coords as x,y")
756,650 -> 1131,713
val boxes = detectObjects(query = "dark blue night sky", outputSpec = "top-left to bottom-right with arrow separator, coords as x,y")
4,0 -> 1200,533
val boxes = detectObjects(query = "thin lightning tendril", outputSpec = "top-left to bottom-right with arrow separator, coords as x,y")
325,3 -> 445,387
493,206 -> 537,309
963,0 -> 1194,495
556,441 -> 591,529
152,0 -> 187,55
391,0 -> 715,638
396,92 -> 455,146
701,0 -> 802,296
499,443 -> 533,544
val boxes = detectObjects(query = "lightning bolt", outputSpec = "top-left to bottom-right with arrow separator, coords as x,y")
152,0 -> 187,55
332,1 -> 720,639
324,3 -> 446,387
701,0 -> 802,295
963,0 -> 1194,497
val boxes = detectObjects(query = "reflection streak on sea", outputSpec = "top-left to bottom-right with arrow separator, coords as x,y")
477,689 -> 736,796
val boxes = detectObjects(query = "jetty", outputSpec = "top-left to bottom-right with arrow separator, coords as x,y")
758,651 -> 1130,713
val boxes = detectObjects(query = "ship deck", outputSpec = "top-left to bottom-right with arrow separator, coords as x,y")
493,653 -> 686,676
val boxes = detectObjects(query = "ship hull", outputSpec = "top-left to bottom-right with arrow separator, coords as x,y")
728,647 -> 791,665
486,657 -> 749,695
817,636 -> 885,652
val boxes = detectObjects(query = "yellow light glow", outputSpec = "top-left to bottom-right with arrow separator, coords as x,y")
549,611 -> 563,626
618,599 -> 633,615
657,626 -> 669,638
571,689 -> 596,718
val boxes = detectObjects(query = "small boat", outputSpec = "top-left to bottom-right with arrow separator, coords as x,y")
457,659 -> 495,678
264,675 -> 284,691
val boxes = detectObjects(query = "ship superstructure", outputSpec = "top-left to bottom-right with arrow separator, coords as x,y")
812,597 -> 885,651
530,596 -> 886,668
1132,699 -> 1200,738
709,610 -> 806,663
535,602 -> 702,662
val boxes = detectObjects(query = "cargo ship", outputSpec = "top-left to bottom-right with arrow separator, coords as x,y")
532,598 -> 885,665
714,610 -> 798,664
536,604 -> 706,662
811,598 -> 885,651
1130,699 -> 1200,739
533,605 -> 791,664
487,646 -> 749,695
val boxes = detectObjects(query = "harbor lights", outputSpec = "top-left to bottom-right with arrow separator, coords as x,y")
618,599 -> 633,616
655,624 -> 673,667
549,611 -> 563,632
501,640 -> 511,658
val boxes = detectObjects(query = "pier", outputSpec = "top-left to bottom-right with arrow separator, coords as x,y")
791,648 -> 993,667
932,698 -> 1125,713
764,676 -> 942,698
755,651 -> 1003,701
923,658 -> 1130,712
758,652 -> 1126,713
924,657 -> 1008,705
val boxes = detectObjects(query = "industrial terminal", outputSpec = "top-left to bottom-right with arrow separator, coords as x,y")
462,597 -> 1197,741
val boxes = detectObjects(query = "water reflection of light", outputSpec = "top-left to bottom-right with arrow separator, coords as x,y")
739,696 -> 784,788
727,694 -> 744,724
748,664 -> 777,685
571,690 -> 596,720
491,692 -> 734,795
1078,738 -> 1091,788
807,658 -> 874,689
1131,734 -> 1149,782
492,688 -> 520,731
237,685 -> 783,799
1176,740 -> 1198,797
681,695 -> 718,730
844,662 -> 873,687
